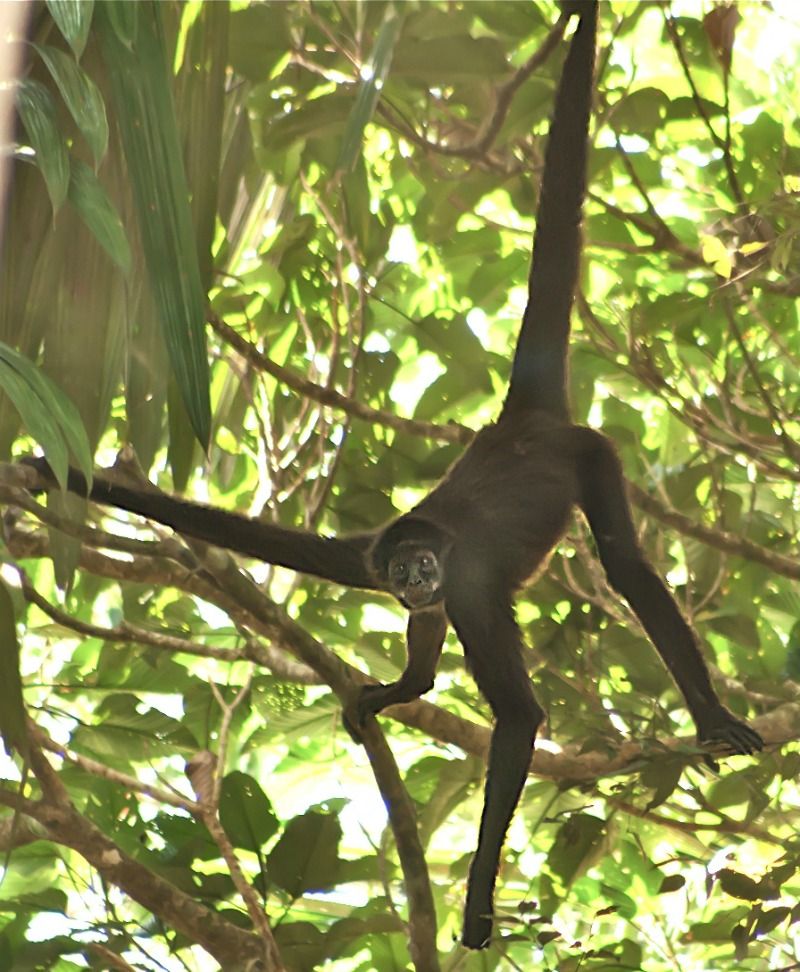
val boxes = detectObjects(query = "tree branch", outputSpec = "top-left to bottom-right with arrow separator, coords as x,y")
21,733 -> 269,969
208,313 -> 472,445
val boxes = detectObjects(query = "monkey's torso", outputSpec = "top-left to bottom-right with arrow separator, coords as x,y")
409,411 -> 586,590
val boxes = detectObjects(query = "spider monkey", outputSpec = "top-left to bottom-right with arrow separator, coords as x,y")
24,1 -> 762,951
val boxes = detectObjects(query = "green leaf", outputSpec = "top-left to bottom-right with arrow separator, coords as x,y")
33,43 -> 108,164
0,579 -> 27,758
96,2 -> 211,449
611,87 -> 670,135
337,9 -> 403,173
219,772 -> 279,853
0,342 -> 93,489
68,159 -> 132,274
755,907 -> 791,936
228,4 -> 290,82
658,874 -> 686,893
0,354 -> 69,490
393,34 -> 508,82
105,0 -> 137,45
707,614 -> 760,649
258,93 -> 353,153
16,80 -> 70,213
177,1 -> 228,291
37,371 -> 94,488
547,813 -> 606,886
717,868 -> 771,902
46,0 -> 94,59
268,811 -> 343,896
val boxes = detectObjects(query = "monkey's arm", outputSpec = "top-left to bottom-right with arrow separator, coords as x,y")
348,604 -> 448,733
576,431 -> 763,755
24,457 -> 380,591
445,562 -> 544,949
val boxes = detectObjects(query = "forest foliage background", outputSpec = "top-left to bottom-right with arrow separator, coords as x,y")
0,1 -> 799,970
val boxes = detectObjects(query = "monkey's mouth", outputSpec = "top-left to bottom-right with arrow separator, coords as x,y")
402,587 -> 435,609
398,584 -> 444,611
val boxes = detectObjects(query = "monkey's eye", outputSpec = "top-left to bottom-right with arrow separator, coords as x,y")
390,560 -> 408,581
418,555 -> 434,572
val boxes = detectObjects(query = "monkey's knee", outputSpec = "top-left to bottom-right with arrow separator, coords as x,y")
506,696 -> 544,742
524,697 -> 545,729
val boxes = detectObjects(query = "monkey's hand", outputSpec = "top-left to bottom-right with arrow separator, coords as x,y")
342,683 -> 395,744
696,705 -> 763,770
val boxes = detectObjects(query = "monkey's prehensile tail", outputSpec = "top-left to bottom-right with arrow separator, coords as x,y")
503,1 -> 597,421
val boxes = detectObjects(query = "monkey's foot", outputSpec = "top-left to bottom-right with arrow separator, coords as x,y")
697,706 -> 763,763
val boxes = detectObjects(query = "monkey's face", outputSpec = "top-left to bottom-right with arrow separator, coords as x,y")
387,544 -> 442,609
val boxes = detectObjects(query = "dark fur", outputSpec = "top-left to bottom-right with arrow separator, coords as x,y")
25,2 -> 762,951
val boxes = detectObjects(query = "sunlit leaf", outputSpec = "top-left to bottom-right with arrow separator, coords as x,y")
337,9 -> 403,173
96,2 -> 211,449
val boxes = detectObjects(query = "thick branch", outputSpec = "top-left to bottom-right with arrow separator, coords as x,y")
357,719 -> 440,972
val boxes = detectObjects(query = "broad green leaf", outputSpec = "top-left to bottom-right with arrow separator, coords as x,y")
392,34 -> 508,82
268,811 -> 343,896
257,93 -> 353,153
0,579 -> 27,758
219,771 -> 279,852
717,868 -> 773,902
46,0 -> 94,59
67,159 -> 131,274
228,4 -> 290,82
105,0 -> 137,45
96,2 -> 211,449
33,43 -> 108,164
38,371 -> 94,487
0,342 -> 93,488
611,87 -> 670,134
16,80 -> 70,213
0,355 -> 68,489
547,813 -> 606,886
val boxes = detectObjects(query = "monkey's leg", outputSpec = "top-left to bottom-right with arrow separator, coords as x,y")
446,586 -> 544,949
576,432 -> 762,756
